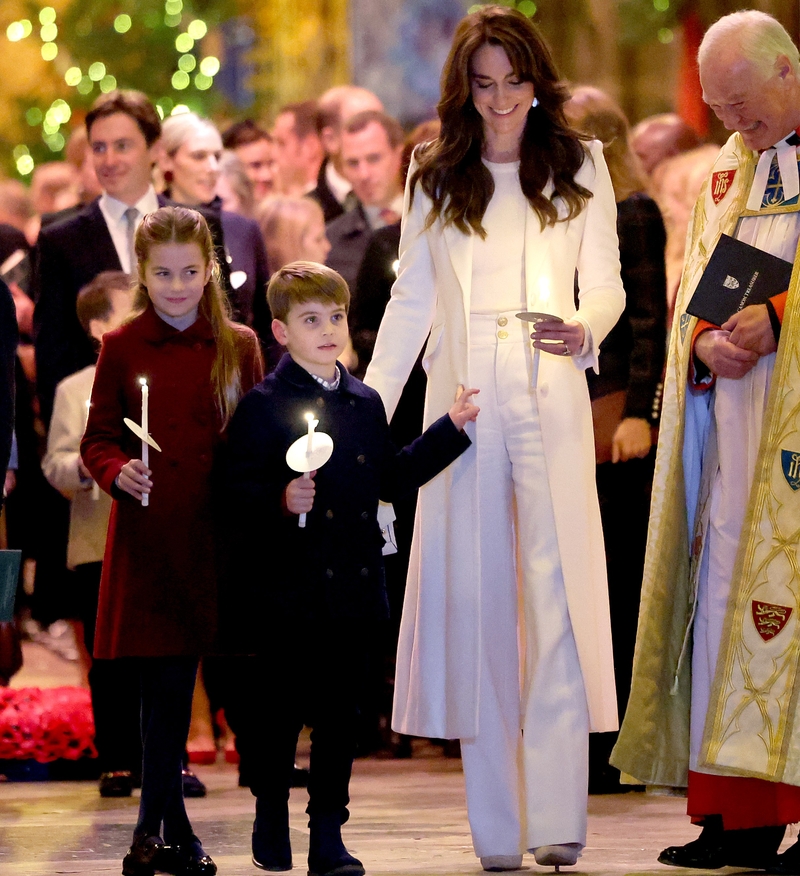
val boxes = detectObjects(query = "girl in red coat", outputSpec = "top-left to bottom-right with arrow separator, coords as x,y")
82,206 -> 263,876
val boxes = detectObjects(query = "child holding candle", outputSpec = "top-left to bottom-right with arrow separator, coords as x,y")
42,271 -> 143,798
224,261 -> 479,876
81,206 -> 263,876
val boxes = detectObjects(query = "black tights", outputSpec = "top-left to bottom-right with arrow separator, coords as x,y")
134,656 -> 198,844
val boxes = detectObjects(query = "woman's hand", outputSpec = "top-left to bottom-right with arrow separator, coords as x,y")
285,472 -> 316,515
531,318 -> 585,357
117,459 -> 152,500
611,417 -> 652,463
449,387 -> 480,430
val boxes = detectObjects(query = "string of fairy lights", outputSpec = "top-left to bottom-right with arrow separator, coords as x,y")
6,1 -> 223,177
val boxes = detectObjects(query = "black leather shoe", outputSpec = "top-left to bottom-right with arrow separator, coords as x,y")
659,820 -> 785,870
658,837 -> 727,869
768,839 -> 800,874
658,818 -> 726,869
181,769 -> 207,798
726,825 -> 784,870
122,835 -> 165,876
163,836 -> 216,876
99,770 -> 134,797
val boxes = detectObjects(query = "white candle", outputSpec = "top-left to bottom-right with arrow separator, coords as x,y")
85,399 -> 100,500
299,412 -> 317,528
306,412 -> 316,454
140,377 -> 149,507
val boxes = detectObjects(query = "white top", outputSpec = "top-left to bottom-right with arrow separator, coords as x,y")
98,187 -> 160,274
471,160 -> 527,314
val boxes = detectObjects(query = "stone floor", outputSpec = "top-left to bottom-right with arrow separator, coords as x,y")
1,642 -> 796,875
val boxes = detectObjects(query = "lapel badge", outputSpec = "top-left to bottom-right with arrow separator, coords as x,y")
781,449 -> 800,490
752,600 -> 793,642
711,169 -> 736,205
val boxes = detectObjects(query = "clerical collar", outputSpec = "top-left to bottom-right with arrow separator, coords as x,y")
746,130 -> 800,211
311,365 -> 341,391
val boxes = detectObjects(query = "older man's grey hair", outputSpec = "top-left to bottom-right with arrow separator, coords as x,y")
698,10 -> 800,79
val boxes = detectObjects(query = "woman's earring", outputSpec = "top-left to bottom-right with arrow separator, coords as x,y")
531,97 -> 540,108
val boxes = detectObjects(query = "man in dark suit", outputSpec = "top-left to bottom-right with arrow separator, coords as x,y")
33,90 -> 162,426
324,111 -> 404,294
310,86 -> 384,223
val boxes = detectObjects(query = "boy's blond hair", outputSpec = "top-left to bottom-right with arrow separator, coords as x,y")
267,261 -> 350,323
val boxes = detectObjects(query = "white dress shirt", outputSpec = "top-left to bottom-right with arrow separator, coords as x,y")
98,187 -> 160,274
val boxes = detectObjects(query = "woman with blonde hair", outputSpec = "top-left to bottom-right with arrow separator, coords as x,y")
157,112 -> 271,341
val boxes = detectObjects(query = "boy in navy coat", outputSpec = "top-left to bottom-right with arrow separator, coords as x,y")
225,262 -> 478,876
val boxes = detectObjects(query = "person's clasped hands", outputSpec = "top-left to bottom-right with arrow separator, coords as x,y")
695,302 -> 776,379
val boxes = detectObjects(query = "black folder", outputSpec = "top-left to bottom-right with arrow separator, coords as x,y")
686,234 -> 793,326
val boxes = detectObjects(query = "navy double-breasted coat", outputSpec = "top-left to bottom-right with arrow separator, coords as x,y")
224,354 -> 471,634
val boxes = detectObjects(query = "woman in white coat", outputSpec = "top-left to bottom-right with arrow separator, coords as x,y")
364,6 -> 625,872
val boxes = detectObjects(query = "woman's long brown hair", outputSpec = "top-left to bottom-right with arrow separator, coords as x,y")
412,5 -> 591,236
132,205 -> 253,428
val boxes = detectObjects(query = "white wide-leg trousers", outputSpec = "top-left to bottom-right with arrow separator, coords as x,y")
459,312 -> 590,857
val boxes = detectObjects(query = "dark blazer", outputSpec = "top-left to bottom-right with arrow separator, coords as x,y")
81,305 -> 262,659
308,158 -> 345,223
220,208 -> 280,369
0,279 -> 16,478
583,192 -> 667,422
221,208 -> 269,328
32,195 -> 168,426
224,354 -> 470,638
325,204 -> 373,294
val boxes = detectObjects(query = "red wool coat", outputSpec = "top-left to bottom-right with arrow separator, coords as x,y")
81,304 -> 262,658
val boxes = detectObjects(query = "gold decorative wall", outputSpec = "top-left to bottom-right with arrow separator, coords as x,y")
247,0 -> 350,117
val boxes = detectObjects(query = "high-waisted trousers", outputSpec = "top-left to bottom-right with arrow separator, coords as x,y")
459,312 -> 590,857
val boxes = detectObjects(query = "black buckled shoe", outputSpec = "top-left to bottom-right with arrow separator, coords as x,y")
122,835 -> 165,876
164,836 -> 217,876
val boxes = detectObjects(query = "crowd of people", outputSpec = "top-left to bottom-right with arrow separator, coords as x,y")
2,3 -> 800,876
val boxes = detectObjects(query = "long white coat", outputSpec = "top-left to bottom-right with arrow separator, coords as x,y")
364,140 -> 625,738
